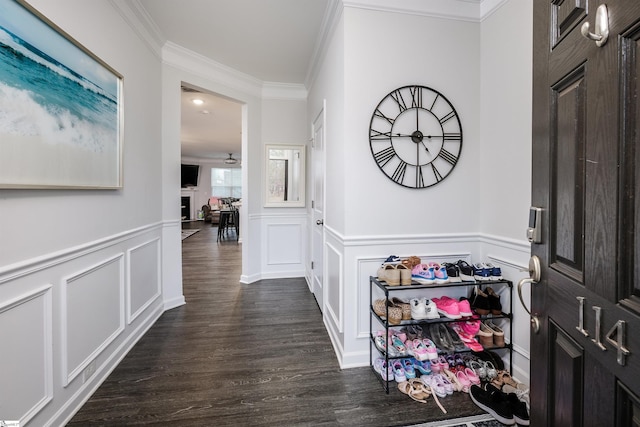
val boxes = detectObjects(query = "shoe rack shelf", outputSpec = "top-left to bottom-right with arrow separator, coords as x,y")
369,276 -> 513,393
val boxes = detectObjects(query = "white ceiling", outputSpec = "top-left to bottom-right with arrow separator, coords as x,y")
138,0 -> 332,162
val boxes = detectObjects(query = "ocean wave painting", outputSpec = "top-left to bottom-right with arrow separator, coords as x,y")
0,0 -> 122,188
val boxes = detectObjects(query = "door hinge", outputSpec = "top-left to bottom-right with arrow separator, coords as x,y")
311,200 -> 315,208
311,261 -> 314,269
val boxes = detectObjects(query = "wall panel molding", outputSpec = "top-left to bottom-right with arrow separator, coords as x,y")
0,222 -> 163,285
0,284 -> 53,425
127,238 -> 162,324
325,242 -> 343,333
61,254 -> 125,387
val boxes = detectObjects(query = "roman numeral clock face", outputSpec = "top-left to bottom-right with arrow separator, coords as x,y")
369,85 -> 463,188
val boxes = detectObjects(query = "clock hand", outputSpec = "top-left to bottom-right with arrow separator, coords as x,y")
421,141 -> 430,154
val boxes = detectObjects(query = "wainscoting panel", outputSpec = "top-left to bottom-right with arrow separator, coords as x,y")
127,238 -> 161,324
325,242 -> 343,333
266,223 -> 302,265
257,213 -> 308,279
0,285 -> 52,424
62,254 -> 125,387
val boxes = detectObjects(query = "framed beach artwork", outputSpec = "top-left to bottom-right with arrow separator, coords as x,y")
0,0 -> 123,189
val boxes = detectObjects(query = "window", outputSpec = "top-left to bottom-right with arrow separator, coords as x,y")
211,168 -> 241,198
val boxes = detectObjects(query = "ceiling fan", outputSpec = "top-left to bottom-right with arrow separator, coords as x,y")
224,153 -> 238,165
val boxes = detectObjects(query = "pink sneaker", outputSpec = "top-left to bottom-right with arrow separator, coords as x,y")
433,297 -> 461,319
457,298 -> 473,317
428,262 -> 450,284
410,339 -> 430,361
422,338 -> 439,360
459,318 -> 481,336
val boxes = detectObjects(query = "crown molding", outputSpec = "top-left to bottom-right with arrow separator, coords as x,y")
109,0 -> 164,59
162,42 -> 263,98
262,82 -> 308,101
305,0 -> 343,89
342,0 -> 508,22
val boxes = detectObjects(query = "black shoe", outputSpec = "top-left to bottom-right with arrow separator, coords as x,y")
456,260 -> 476,282
470,288 -> 491,315
506,391 -> 530,425
486,287 -> 503,314
469,384 -> 515,425
441,262 -> 462,282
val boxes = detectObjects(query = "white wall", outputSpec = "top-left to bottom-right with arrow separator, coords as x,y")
308,1 -> 534,386
0,0 -> 168,425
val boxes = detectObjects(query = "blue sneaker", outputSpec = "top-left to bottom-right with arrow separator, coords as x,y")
402,358 -> 417,379
473,263 -> 491,281
485,262 -> 503,280
411,357 -> 432,375
382,255 -> 401,265
411,264 -> 435,284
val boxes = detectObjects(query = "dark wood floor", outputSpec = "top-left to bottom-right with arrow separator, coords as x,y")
68,221 -> 485,426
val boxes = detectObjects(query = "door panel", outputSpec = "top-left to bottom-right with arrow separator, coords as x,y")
533,1 -> 640,425
311,106 -> 325,311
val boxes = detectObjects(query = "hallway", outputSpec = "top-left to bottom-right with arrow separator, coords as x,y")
68,222 -> 488,426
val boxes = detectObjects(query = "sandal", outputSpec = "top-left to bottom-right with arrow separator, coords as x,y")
413,378 -> 447,414
484,360 -> 498,380
398,380 -> 427,403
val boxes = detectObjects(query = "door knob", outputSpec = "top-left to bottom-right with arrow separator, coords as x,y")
316,219 -> 323,225
517,255 -> 541,333
581,4 -> 609,47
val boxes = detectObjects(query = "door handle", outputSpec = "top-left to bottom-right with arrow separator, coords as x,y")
316,219 -> 323,226
517,255 -> 541,333
581,4 -> 609,47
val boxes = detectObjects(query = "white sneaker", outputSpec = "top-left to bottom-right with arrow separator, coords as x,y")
410,298 -> 428,320
424,298 -> 440,319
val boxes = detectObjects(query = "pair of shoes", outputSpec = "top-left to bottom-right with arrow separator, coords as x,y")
411,262 -> 449,284
377,263 -> 412,285
428,323 -> 467,353
391,360 -> 407,382
401,255 -> 422,269
410,297 -> 439,320
483,320 -> 505,347
382,255 -> 401,265
485,287 -> 503,314
491,370 -> 522,390
478,322 -> 495,348
502,383 -> 530,410
450,323 -> 484,352
397,379 -> 428,403
411,357 -> 432,375
374,330 -> 407,357
407,338 -> 439,361
433,296 -> 471,319
473,262 -> 504,281
390,297 -> 412,320
372,299 -> 402,324
456,260 -> 476,282
470,384 -> 530,425
469,287 -> 491,315
441,262 -> 462,282
373,357 -> 394,381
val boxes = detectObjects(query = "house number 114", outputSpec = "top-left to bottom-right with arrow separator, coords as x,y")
576,296 -> 631,366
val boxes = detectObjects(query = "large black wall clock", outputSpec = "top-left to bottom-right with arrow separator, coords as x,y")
369,85 -> 463,188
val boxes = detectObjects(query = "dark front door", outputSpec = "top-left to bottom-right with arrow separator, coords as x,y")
532,1 -> 640,425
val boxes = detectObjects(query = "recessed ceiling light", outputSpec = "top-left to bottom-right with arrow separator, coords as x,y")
192,98 -> 204,105
199,110 -> 210,115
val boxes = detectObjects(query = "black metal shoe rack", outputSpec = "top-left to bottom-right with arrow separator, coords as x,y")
369,276 -> 514,393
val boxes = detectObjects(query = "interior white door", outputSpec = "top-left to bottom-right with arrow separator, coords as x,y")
311,105 -> 325,311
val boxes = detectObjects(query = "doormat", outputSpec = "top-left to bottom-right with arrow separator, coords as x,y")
181,229 -> 200,240
405,414 -> 498,427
